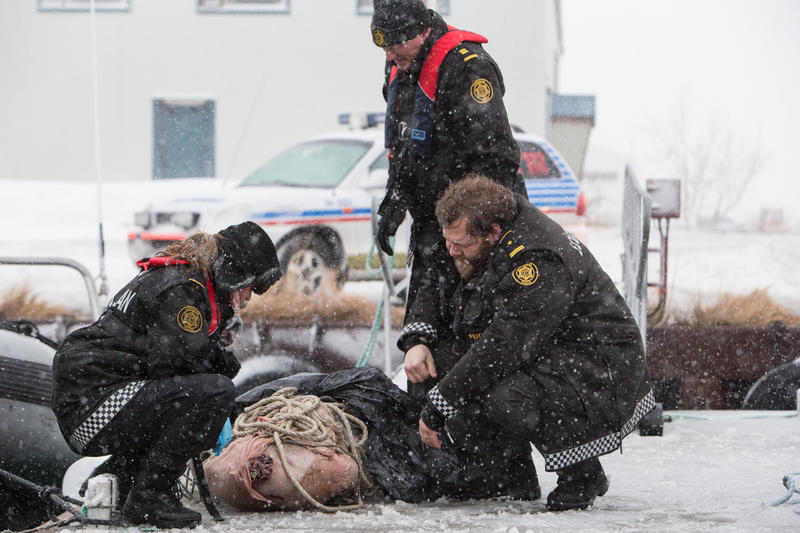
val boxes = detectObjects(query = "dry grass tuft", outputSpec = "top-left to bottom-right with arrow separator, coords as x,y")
1,272 -> 405,326
677,289 -> 800,326
0,284 -> 80,321
243,269 -> 404,326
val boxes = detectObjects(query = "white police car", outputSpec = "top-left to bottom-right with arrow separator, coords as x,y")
128,120 -> 585,293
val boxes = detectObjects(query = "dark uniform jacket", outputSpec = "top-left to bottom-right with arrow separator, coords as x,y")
401,196 -> 655,471
52,262 -> 240,436
379,11 -> 524,243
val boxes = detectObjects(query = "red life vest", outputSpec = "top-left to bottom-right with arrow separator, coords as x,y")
384,28 -> 488,156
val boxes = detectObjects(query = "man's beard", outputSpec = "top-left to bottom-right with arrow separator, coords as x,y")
453,240 -> 492,280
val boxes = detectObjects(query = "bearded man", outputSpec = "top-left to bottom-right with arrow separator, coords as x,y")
399,175 -> 654,511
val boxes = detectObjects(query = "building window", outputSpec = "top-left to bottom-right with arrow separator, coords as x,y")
198,0 -> 289,14
357,0 -> 449,16
38,0 -> 130,11
152,98 -> 216,180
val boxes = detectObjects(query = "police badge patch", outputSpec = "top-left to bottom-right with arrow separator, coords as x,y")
512,262 -> 539,286
177,305 -> 203,333
372,29 -> 386,47
470,78 -> 493,103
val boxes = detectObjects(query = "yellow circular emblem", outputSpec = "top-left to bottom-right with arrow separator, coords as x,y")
470,78 -> 493,103
372,29 -> 386,47
177,306 -> 203,333
512,262 -> 539,286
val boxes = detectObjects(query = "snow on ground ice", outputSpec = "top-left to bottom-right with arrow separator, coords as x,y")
58,413 -> 800,533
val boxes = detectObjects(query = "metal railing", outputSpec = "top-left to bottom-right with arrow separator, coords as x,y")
620,166 -> 652,349
0,256 -> 102,319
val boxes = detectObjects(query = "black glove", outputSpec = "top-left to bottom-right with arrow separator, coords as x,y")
210,346 -> 241,379
377,216 -> 397,256
376,196 -> 406,256
376,147 -> 410,256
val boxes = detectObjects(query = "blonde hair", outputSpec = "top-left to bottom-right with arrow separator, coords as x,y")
158,232 -> 222,278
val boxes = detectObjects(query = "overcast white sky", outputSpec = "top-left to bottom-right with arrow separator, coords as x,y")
559,0 -> 800,221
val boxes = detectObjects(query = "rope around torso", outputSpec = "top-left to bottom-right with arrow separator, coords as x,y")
231,387 -> 372,512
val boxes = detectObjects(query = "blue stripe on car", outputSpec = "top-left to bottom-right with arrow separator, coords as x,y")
253,207 -> 372,219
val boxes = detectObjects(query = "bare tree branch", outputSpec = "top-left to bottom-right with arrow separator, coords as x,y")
651,98 -> 765,226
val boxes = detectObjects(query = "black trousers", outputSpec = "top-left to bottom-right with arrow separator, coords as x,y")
404,225 -> 451,323
478,371 -> 544,440
82,374 -> 235,491
410,370 -> 543,498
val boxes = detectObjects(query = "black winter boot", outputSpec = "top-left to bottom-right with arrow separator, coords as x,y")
122,486 -> 201,529
546,457 -> 609,511
504,473 -> 542,501
122,454 -> 201,529
501,451 -> 541,501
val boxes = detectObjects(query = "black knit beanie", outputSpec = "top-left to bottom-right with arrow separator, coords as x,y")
371,0 -> 432,47
214,221 -> 282,295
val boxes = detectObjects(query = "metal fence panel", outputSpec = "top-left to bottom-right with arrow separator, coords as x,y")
621,166 -> 652,349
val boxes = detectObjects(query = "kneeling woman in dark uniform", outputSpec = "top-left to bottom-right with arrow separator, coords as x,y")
52,221 -> 281,529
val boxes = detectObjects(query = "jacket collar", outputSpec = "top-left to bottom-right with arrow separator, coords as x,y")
136,257 -> 191,271
407,11 -> 449,78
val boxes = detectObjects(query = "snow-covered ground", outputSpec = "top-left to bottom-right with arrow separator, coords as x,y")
61,411 -> 800,532
211,413 -> 800,533
1,179 -> 798,317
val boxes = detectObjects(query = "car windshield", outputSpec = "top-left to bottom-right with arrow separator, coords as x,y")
239,140 -> 371,188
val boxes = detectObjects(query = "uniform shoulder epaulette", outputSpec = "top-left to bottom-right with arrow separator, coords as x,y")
499,229 -> 541,287
500,229 -> 527,260
455,44 -> 479,63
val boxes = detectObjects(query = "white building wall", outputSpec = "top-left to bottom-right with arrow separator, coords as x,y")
0,0 -> 561,182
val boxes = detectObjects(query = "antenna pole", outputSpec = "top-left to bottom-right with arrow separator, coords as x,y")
89,0 -> 108,296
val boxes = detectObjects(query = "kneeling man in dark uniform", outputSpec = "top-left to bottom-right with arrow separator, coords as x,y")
401,176 -> 654,511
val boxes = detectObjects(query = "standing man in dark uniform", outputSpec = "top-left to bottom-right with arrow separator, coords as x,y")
370,0 -> 526,329
402,176 -> 654,511
369,0 -> 535,500
52,222 -> 282,528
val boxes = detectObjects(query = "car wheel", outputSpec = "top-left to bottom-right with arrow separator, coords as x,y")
277,233 -> 344,296
286,247 -> 326,296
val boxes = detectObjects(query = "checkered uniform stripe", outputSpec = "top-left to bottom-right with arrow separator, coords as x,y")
69,380 -> 147,453
622,389 -> 656,436
401,322 -> 438,341
543,389 -> 656,471
428,385 -> 458,420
